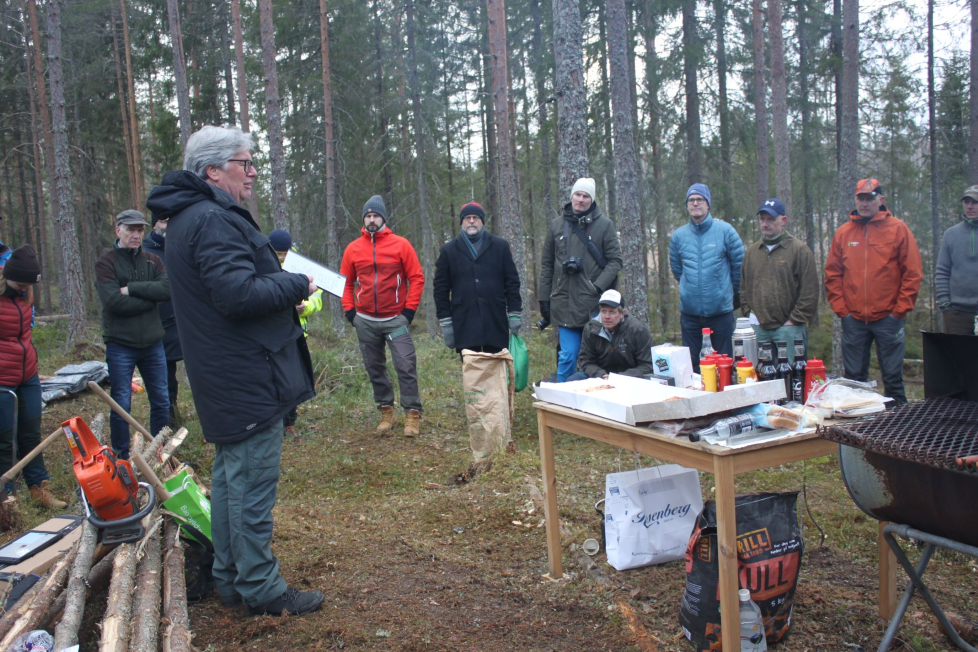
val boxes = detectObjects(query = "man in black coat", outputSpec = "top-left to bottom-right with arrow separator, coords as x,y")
433,202 -> 522,353
141,216 -> 183,428
145,125 -> 322,618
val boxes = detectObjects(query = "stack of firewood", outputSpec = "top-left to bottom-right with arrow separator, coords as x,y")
0,417 -> 196,651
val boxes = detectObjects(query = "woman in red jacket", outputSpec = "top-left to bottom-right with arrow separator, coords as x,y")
0,246 -> 66,508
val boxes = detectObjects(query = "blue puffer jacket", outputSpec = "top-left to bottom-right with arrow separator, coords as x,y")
669,215 -> 744,317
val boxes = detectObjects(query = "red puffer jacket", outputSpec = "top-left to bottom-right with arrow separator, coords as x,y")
0,288 -> 38,386
340,227 -> 425,318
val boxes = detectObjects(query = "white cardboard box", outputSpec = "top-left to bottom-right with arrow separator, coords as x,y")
533,373 -> 786,425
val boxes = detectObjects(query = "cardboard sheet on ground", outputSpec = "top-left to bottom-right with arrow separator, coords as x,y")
282,251 -> 345,298
533,374 -> 785,425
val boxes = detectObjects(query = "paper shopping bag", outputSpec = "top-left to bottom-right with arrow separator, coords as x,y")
604,464 -> 703,570
163,470 -> 212,545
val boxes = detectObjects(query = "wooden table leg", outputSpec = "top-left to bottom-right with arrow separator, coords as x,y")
713,456 -> 741,652
878,521 -> 898,619
537,409 -> 563,578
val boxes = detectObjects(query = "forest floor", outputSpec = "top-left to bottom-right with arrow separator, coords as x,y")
4,314 -> 976,651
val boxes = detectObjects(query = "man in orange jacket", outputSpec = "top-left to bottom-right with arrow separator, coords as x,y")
341,195 -> 425,436
824,179 -> 922,404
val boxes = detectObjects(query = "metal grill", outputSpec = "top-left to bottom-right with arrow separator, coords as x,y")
819,398 -> 978,473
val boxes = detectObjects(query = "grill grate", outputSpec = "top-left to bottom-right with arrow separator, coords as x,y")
819,398 -> 978,472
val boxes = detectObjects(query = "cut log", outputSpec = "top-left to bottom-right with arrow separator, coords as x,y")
99,534 -> 140,652
129,515 -> 163,651
0,539 -> 78,646
161,519 -> 192,652
52,520 -> 99,650
42,547 -> 119,632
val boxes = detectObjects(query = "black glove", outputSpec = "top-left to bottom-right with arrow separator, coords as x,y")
402,308 -> 416,324
539,301 -> 551,322
732,293 -> 741,311
345,308 -> 357,324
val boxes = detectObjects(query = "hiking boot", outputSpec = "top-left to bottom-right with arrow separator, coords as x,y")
219,591 -> 243,607
376,405 -> 396,433
248,586 -> 325,617
403,410 -> 421,437
29,480 -> 68,509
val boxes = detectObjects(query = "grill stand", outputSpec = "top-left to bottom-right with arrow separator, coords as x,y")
878,524 -> 978,652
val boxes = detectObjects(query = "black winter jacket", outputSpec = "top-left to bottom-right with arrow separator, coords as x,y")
433,232 -> 521,352
577,315 -> 654,379
95,245 -> 169,349
145,171 -> 314,444
142,232 -> 183,361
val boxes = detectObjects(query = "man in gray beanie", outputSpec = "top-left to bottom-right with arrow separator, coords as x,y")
341,195 -> 426,435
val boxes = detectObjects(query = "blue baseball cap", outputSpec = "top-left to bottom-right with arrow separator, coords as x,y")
757,198 -> 786,218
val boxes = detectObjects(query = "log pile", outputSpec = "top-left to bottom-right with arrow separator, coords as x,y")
0,422 -> 197,651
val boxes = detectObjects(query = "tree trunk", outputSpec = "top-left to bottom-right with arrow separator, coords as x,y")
319,0 -> 344,333
643,3 -> 668,334
23,15 -> 52,311
52,522 -> 98,650
128,516 -> 163,651
768,0 -> 792,215
161,520 -> 192,652
928,0 -> 940,330
715,0 -> 732,217
971,0 -> 978,183
797,0 -> 817,325
405,0 -> 437,335
531,0 -> 554,223
486,0 -> 530,323
607,0 -> 649,325
479,7 -> 499,224
111,8 -> 138,210
120,0 -> 143,207
229,0 -> 259,220
222,2 -> 236,125
46,0 -> 87,346
752,0 -> 769,206
258,0 -> 290,231
166,0 -> 192,149
832,0 -> 843,163
597,6 -> 617,222
552,0 -> 588,197
372,0 -> 394,210
834,0 -> 859,376
682,0 -> 702,186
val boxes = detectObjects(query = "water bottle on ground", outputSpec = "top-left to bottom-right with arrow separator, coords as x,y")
739,589 -> 768,651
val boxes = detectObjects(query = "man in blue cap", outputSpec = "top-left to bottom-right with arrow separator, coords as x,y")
669,183 -> 744,370
740,198 -> 819,361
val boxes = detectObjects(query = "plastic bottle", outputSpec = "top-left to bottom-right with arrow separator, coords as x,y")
736,359 -> 757,384
699,328 -> 715,361
690,414 -> 756,442
775,342 -> 792,406
717,356 -> 734,390
701,361 -> 718,392
804,358 -> 826,404
791,340 -> 807,403
739,589 -> 768,651
756,342 -> 777,384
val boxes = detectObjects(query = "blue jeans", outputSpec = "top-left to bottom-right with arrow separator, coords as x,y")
0,374 -> 50,489
106,341 -> 169,459
681,312 -> 735,372
557,327 -> 584,382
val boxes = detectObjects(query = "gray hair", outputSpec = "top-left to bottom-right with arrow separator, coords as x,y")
183,126 -> 255,179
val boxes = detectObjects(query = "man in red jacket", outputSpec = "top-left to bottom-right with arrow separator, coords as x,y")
824,179 -> 922,404
341,195 -> 425,436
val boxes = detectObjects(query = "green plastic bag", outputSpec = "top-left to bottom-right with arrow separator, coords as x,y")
163,470 -> 212,544
509,333 -> 529,392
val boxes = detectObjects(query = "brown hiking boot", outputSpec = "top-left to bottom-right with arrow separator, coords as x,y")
403,410 -> 421,437
376,405 -> 396,433
29,480 -> 68,509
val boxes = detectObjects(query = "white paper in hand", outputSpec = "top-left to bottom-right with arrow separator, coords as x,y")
282,250 -> 346,298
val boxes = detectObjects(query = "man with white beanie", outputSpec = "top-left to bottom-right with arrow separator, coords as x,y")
538,178 -> 623,381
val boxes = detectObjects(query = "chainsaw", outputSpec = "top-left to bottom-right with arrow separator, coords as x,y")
61,417 -> 155,545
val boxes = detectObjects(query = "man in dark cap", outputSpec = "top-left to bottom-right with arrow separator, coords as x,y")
340,195 -> 425,436
95,209 -> 171,459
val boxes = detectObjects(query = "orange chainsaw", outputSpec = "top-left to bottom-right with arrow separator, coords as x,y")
62,417 -> 155,545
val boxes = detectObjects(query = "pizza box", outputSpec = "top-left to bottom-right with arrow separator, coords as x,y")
533,374 -> 786,425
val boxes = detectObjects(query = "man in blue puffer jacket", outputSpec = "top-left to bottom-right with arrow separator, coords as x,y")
669,183 -> 744,371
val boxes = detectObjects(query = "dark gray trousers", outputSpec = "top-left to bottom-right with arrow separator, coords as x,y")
942,309 -> 977,336
353,314 -> 422,412
210,421 -> 288,608
841,314 -> 907,404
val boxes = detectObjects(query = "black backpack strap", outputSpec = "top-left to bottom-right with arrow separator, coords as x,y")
572,221 -> 608,269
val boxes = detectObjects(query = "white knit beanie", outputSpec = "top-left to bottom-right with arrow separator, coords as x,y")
571,177 -> 597,203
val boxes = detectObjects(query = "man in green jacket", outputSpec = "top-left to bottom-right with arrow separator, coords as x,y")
96,210 -> 171,458
740,198 -> 819,362
569,290 -> 653,381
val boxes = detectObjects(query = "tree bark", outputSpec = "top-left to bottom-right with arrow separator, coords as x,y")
120,0 -> 143,207
597,6 -> 617,222
319,0 -> 345,333
129,516 -> 164,651
229,0 -> 259,220
100,536 -> 139,651
112,7 -> 138,210
162,519 -> 192,652
643,3 -> 668,334
43,547 -> 118,633
45,0 -> 87,346
682,0 -> 702,186
23,16 -> 52,311
479,8 -> 499,224
258,0 -> 291,231
405,0 -> 437,335
486,0 -> 529,324
768,0 -> 792,215
166,0 -> 192,149
715,0 -> 732,217
221,1 -> 236,125
606,0 -> 649,325
372,0 -> 394,211
752,0 -> 769,206
552,0 -> 588,197
797,0 -> 818,325
928,0 -> 939,330
52,521 -> 98,650
530,0 -> 554,223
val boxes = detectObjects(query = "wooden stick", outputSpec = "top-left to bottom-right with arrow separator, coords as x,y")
129,514 -> 164,651
159,428 -> 188,465
132,452 -> 172,502
0,539 -> 78,646
87,381 -> 154,443
161,519 -> 193,652
0,426 -> 63,502
52,520 -> 99,650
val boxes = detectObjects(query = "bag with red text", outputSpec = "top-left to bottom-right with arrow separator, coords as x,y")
678,492 -> 803,651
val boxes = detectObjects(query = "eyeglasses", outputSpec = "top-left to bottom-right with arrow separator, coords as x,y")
687,197 -> 706,205
228,159 -> 258,173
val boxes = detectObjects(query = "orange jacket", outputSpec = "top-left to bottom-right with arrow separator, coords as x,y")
824,208 -> 922,321
340,226 -> 424,318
